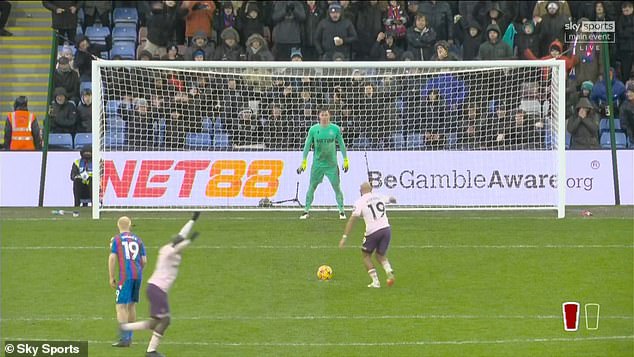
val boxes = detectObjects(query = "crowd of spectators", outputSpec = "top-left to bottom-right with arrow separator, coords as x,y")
10,0 -> 634,151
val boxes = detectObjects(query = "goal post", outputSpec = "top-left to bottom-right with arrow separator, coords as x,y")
92,60 -> 566,219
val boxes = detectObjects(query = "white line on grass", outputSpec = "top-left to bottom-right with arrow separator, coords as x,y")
4,335 -> 633,347
2,314 -> 632,322
2,244 -> 633,250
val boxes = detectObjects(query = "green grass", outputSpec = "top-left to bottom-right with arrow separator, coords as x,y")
1,207 -> 633,356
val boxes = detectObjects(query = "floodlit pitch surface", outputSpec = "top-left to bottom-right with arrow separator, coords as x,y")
1,208 -> 632,356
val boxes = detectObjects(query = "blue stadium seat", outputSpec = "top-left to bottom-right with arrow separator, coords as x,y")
113,8 -> 139,25
405,133 -> 425,150
104,131 -> 126,150
565,131 -> 571,149
74,133 -> 92,149
201,118 -> 213,133
600,132 -> 628,149
186,132 -> 212,150
80,81 -> 91,93
446,132 -> 458,150
392,132 -> 405,149
48,133 -> 74,150
599,118 -> 622,132
76,25 -> 83,36
85,25 -> 110,45
110,43 -> 136,60
213,131 -> 230,149
213,118 -> 225,132
105,100 -> 120,116
107,116 -> 126,133
112,25 -> 137,44
352,136 -> 372,150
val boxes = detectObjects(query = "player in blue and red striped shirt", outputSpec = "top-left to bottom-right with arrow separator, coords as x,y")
109,216 -> 147,347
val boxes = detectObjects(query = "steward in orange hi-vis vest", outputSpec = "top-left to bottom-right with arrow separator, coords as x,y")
4,96 -> 42,150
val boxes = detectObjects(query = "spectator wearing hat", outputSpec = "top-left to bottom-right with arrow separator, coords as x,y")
455,16 -> 483,60
76,88 -> 92,133
272,1 -> 306,61
49,87 -> 78,136
184,31 -> 215,60
53,56 -> 80,105
536,1 -> 568,57
236,1 -> 267,47
161,44 -> 184,60
192,49 -> 206,61
214,27 -> 246,61
431,40 -> 460,60
314,3 -> 358,61
514,19 -> 540,60
290,48 -> 303,61
478,23 -> 513,60
70,145 -> 92,206
370,31 -> 403,61
138,50 -> 154,60
533,0 -> 571,18
524,40 -> 577,79
301,0 -> 327,61
246,33 -> 274,61
590,68 -> 626,116
43,1 -> 78,44
567,80 -> 594,120
619,83 -> 634,143
406,13 -> 437,60
616,1 -> 634,82
567,97 -> 600,149
4,96 -> 42,150
354,0 -> 383,60
183,0 -> 216,44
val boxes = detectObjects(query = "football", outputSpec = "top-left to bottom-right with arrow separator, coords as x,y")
317,265 -> 333,281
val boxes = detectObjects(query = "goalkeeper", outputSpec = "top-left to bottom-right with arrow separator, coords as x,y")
297,106 -> 349,220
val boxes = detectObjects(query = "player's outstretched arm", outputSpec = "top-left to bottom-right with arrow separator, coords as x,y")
339,215 -> 357,248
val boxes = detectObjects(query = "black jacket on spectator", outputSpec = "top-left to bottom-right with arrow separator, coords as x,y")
418,0 -> 453,41
53,67 -> 80,104
76,95 -> 91,133
74,35 -> 109,81
539,6 -> 569,57
301,1 -> 326,59
406,25 -> 436,60
620,96 -> 634,141
50,88 -> 78,135
147,2 -> 186,47
569,1 -> 596,20
567,97 -> 600,149
236,1 -> 266,46
455,17 -> 482,60
313,14 -> 358,60
515,21 -> 540,60
272,1 -> 306,45
370,36 -> 403,61
42,1 -> 78,29
354,1 -> 383,60
616,10 -> 634,81
214,28 -> 246,61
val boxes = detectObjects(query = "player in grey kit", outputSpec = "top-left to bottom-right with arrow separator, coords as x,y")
120,212 -> 200,357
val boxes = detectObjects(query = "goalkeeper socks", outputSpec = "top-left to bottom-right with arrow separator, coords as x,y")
382,261 -> 393,275
179,220 -> 195,238
147,331 -> 163,352
368,268 -> 379,284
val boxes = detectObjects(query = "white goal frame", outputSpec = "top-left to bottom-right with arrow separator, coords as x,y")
92,60 -> 566,219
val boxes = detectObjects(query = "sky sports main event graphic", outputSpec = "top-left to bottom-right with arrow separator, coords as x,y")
565,20 -> 615,44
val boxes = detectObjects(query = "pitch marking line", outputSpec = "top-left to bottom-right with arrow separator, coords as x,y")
2,314 -> 631,322
4,335 -> 633,347
2,244 -> 633,250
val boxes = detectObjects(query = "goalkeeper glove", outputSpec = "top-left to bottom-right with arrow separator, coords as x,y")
191,211 -> 200,221
342,158 -> 349,173
297,159 -> 307,174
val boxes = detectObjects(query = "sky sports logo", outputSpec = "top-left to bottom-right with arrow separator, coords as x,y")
564,21 -> 615,44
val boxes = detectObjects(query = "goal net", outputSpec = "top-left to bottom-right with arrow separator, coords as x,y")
92,60 -> 565,218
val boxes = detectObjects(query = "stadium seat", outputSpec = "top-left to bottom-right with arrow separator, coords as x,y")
186,132 -> 212,150
565,131 -> 571,149
446,132 -> 458,150
213,131 -> 230,149
105,100 -> 120,116
48,133 -> 74,150
113,8 -> 139,25
352,136 -> 372,150
110,43 -> 136,60
213,118 -> 225,132
85,25 -> 110,45
104,131 -> 126,150
201,118 -> 213,133
392,132 -> 405,150
107,116 -> 126,133
74,133 -> 92,149
599,118 -> 622,132
76,25 -> 83,36
405,133 -> 425,150
112,25 -> 137,44
600,132 -> 628,149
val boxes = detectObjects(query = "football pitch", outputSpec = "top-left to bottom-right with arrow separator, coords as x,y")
1,207 -> 632,357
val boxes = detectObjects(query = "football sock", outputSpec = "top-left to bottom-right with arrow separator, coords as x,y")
121,320 -> 152,331
147,331 -> 163,352
125,330 -> 133,341
368,268 -> 379,284
382,261 -> 393,275
179,220 -> 194,238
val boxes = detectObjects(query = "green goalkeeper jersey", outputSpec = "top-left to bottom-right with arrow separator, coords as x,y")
302,123 -> 348,167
